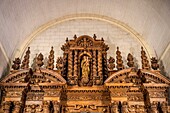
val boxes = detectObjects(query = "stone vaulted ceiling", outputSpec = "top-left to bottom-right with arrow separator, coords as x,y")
0,0 -> 170,77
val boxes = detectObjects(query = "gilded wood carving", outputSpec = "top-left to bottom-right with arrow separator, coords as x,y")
0,34 -> 170,113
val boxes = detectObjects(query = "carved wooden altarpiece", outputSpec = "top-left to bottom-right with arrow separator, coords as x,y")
0,35 -> 170,113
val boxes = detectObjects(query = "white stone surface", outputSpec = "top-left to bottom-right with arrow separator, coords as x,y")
0,0 -> 170,77
25,19 -> 146,69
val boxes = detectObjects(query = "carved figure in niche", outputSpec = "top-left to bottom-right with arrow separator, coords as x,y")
81,56 -> 90,84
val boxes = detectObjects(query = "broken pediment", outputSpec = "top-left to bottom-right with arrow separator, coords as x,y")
0,68 -> 66,84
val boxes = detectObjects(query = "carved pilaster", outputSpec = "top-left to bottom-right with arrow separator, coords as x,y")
13,101 -> 22,113
43,101 -> 50,113
53,101 -> 60,113
3,101 -> 11,113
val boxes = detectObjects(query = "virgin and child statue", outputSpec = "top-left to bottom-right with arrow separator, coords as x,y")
81,56 -> 90,84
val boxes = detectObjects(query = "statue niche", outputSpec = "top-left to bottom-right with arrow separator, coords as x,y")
80,54 -> 92,86
61,34 -> 109,86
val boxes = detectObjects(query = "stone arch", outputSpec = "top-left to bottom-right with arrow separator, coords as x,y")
13,14 -> 155,61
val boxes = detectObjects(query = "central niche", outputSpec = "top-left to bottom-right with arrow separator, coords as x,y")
80,53 -> 92,86
61,35 -> 109,86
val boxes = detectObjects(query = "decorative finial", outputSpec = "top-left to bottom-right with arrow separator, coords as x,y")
12,58 -> 21,70
127,53 -> 134,67
47,47 -> 54,70
141,46 -> 150,70
151,57 -> 159,70
66,37 -> 68,42
56,57 -> 63,70
116,47 -> 124,70
93,34 -> 97,40
21,47 -> 30,69
117,47 -> 119,50
73,34 -> 77,40
108,56 -> 115,70
36,53 -> 44,67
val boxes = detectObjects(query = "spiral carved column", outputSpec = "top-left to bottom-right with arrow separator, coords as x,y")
103,51 -> 108,79
62,52 -> 67,77
97,50 -> 103,85
68,51 -> 73,77
92,50 -> 97,85
73,50 -> 78,85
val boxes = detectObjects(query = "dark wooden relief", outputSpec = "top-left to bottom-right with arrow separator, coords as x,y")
0,34 -> 170,113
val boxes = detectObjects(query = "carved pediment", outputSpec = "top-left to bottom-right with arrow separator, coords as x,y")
104,68 -> 132,84
105,68 -> 170,85
61,35 -> 109,51
139,69 -> 170,84
0,68 -> 66,84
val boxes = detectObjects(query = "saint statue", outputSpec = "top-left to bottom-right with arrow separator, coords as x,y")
81,56 -> 90,84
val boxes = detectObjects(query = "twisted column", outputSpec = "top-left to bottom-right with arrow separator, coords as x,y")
103,51 -> 108,79
68,51 -> 73,77
62,52 -> 68,77
73,50 -> 78,85
97,50 -> 103,85
93,50 -> 97,85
